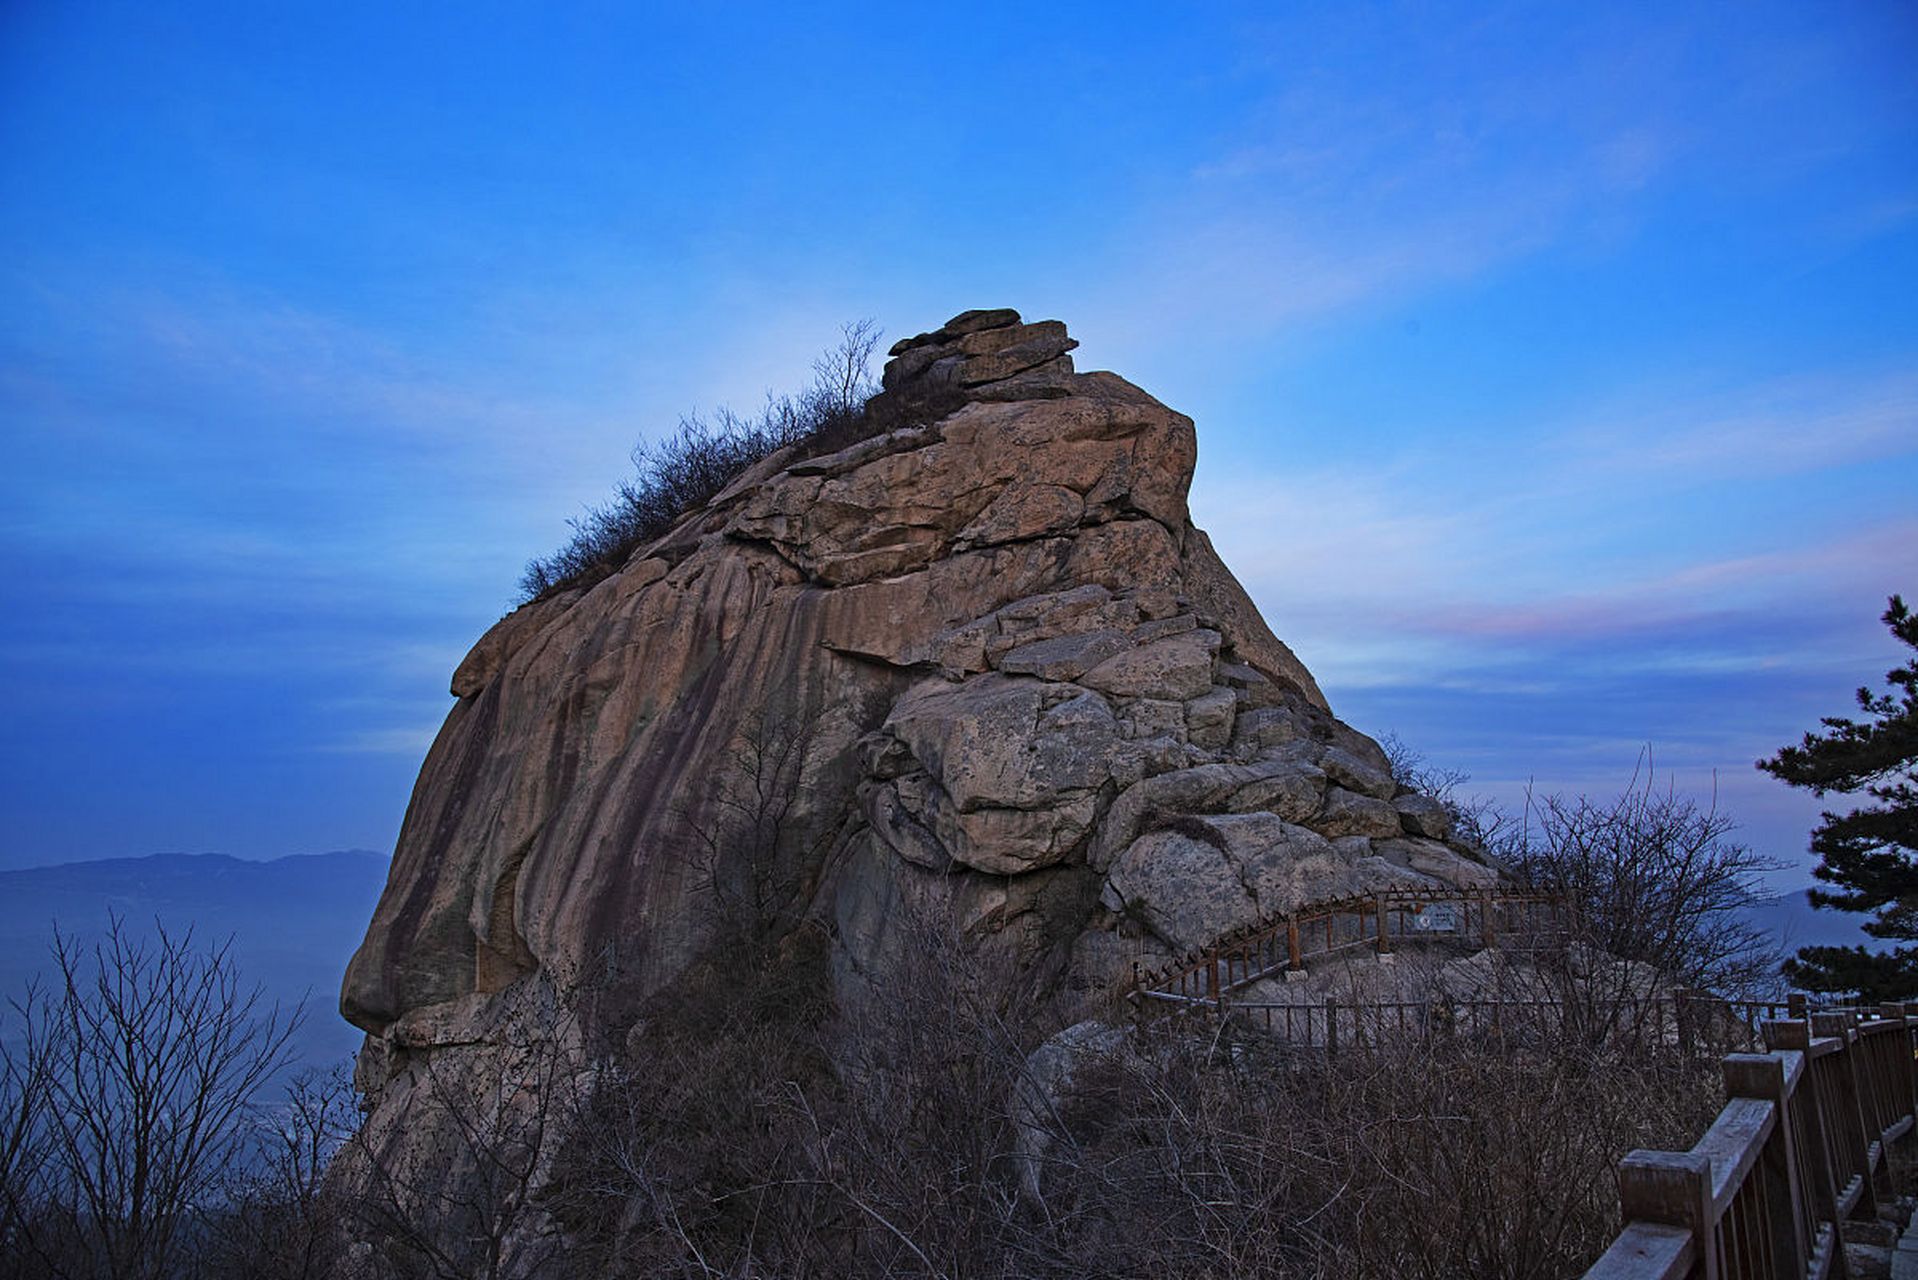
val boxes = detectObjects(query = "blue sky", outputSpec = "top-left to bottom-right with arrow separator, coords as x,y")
1,1 -> 1913,882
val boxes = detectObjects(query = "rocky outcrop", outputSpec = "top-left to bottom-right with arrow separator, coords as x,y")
342,306 -> 1497,1103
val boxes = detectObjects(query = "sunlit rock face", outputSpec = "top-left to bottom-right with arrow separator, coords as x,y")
341,306 -> 1497,1072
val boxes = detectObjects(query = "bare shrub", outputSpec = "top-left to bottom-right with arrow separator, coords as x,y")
677,709 -> 818,956
1380,730 -> 1515,852
1016,1008 -> 1722,1280
517,320 -> 884,602
1507,766 -> 1784,995
0,910 -> 1718,1280
1322,1037 -> 1718,1278
546,929 -> 840,1277
1383,737 -> 1783,996
0,916 -> 298,1280
202,1065 -> 358,1280
796,913 -> 1038,1278
541,904 -> 1058,1278
526,893 -> 1728,1280
334,978 -> 589,1280
0,980 -> 52,1270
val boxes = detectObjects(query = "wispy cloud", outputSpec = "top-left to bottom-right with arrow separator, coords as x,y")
1063,11 -> 1713,362
1198,359 -> 1918,718
1547,373 -> 1918,482
318,726 -> 443,756
1404,520 -> 1918,646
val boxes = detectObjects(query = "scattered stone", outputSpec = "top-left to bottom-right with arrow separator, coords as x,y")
957,332 -> 1079,385
1320,746 -> 1398,800
1225,759 -> 1326,823
1079,629 -> 1222,701
876,308 -> 1078,412
1316,786 -> 1404,838
997,628 -> 1131,680
967,358 -> 1078,401
1392,793 -> 1454,840
1132,613 -> 1199,644
1103,813 -> 1353,951
1121,698 -> 1187,742
864,777 -> 952,871
956,483 -> 1085,548
1232,706 -> 1303,752
881,341 -> 949,389
1134,587 -> 1181,620
1015,1019 -> 1131,1205
957,319 -> 1069,357
1184,687 -> 1237,751
1374,837 -> 1499,887
943,307 -> 1022,336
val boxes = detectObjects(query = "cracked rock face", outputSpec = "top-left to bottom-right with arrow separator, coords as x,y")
342,308 -> 1498,1077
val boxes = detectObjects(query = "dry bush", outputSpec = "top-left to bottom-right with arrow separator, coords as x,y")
545,928 -> 842,1277
546,911 -> 1046,1278
1315,1038 -> 1719,1278
1507,768 -> 1785,996
1383,736 -> 1785,997
517,320 -> 883,602
676,709 -> 820,956
200,1066 -> 359,1280
0,902 -> 1728,1280
0,917 -> 299,1280
334,979 -> 592,1280
530,907 -> 1723,1280
1028,1016 -> 1721,1280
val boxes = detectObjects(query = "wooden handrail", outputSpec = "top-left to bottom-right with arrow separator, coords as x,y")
1159,992 -> 1799,1057
1585,1003 -> 1918,1280
1122,878 -> 1913,1277
1124,888 -> 1570,1006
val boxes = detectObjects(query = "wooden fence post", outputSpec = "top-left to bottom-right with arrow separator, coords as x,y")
1481,887 -> 1496,948
1880,1004 -> 1918,1117
1762,1018 -> 1851,1270
1617,1150 -> 1717,1280
1375,894 -> 1390,956
1325,996 -> 1339,1056
1905,1004 -> 1918,1116
1813,1010 -> 1880,1220
1724,1052 -> 1811,1275
1287,919 -> 1302,972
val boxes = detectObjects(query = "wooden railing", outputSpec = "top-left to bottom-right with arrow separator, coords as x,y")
1584,1004 -> 1918,1280
1138,989 -> 1797,1055
1120,887 -> 1918,1276
1212,997 -> 1795,1059
1125,888 -> 1570,1008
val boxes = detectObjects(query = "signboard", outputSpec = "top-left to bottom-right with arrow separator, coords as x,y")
1412,902 -> 1462,933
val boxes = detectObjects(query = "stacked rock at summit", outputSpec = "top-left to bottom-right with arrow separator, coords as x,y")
874,307 -> 1079,408
342,308 -> 1497,1061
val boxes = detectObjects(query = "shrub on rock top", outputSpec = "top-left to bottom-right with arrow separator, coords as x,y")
516,320 -> 883,603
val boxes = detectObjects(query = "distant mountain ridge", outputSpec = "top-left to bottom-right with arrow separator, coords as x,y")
0,849 -> 390,1069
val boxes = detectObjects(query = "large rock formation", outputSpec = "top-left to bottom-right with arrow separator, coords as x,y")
341,305 -> 1494,1099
